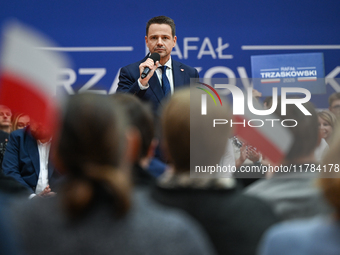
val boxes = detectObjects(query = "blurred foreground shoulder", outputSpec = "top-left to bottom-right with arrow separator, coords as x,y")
258,217 -> 340,255
133,191 -> 217,255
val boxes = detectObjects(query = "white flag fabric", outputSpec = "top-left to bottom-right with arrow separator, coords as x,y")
0,21 -> 69,133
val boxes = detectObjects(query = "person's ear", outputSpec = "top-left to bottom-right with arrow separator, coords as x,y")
172,35 -> 177,48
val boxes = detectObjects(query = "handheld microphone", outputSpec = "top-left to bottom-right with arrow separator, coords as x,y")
141,53 -> 160,79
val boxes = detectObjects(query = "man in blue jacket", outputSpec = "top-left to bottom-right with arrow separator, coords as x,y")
2,121 -> 61,198
117,16 -> 199,111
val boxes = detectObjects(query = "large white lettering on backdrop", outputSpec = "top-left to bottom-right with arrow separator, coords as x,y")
55,37 -> 340,95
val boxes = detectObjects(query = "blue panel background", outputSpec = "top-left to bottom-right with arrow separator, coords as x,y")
1,0 -> 340,108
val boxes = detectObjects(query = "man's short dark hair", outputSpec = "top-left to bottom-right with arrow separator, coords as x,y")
146,16 -> 176,38
329,92 -> 340,107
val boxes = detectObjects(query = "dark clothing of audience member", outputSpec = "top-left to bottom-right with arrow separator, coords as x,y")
0,173 -> 31,197
11,190 -> 215,255
0,129 -> 8,143
0,196 -> 21,255
0,127 -> 30,197
0,130 -> 9,173
152,175 -> 278,255
2,126 -> 61,195
132,163 -> 156,190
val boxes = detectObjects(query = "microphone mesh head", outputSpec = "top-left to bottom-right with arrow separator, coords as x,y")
150,52 -> 160,63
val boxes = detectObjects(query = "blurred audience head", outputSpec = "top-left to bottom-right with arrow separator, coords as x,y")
0,105 -> 12,133
275,99 -> 319,164
30,120 -> 52,143
328,92 -> 340,118
320,127 -> 340,218
12,113 -> 30,131
53,93 -> 135,218
318,110 -> 337,144
111,93 -> 155,164
161,88 -> 231,173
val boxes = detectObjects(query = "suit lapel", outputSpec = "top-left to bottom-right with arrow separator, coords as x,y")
25,128 -> 40,177
172,60 -> 185,88
48,155 -> 54,179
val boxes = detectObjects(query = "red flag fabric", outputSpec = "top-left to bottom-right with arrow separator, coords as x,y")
0,22 -> 69,134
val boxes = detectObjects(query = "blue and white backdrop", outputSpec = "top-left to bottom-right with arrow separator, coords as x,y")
1,0 -> 339,108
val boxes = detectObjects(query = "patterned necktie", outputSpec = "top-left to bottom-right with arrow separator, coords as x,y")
160,65 -> 171,96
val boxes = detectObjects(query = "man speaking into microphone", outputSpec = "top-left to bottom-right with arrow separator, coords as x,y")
117,16 -> 199,111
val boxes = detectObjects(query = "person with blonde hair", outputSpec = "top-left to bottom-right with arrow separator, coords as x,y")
11,113 -> 30,131
318,110 -> 337,145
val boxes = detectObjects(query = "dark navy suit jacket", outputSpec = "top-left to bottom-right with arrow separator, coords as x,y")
2,127 -> 60,193
117,55 -> 199,111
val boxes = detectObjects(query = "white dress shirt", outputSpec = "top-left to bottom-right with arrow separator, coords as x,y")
35,140 -> 51,194
138,56 -> 174,95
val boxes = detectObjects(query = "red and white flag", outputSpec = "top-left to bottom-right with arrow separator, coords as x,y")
0,21 -> 69,133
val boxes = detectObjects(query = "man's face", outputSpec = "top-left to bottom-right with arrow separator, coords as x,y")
0,106 -> 12,128
30,121 -> 51,141
145,23 -> 177,64
329,99 -> 340,118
